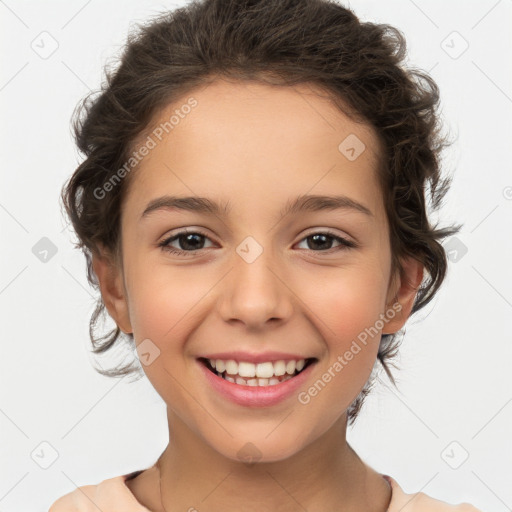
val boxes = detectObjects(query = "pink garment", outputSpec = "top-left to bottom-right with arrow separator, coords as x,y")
48,471 -> 482,511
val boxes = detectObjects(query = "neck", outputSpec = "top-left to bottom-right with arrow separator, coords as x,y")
153,409 -> 391,512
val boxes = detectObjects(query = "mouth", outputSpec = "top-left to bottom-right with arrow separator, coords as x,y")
197,357 -> 317,387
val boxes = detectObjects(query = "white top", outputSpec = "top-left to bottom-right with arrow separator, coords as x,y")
48,471 -> 483,511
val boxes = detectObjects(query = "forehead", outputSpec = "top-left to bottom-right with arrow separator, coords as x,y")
122,79 -> 384,223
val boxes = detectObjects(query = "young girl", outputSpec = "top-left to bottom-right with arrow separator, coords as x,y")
49,0 -> 482,510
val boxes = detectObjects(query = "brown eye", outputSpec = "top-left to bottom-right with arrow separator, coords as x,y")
295,231 -> 356,252
158,230 -> 214,256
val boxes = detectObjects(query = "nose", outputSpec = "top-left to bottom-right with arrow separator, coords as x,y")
217,246 -> 294,330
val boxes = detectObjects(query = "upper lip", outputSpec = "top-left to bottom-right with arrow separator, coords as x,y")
199,351 -> 315,364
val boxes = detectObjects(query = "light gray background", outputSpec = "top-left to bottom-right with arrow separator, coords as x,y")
1,0 -> 511,510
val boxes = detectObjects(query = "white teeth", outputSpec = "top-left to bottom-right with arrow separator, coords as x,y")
273,360 -> 286,376
238,361 -> 256,378
286,360 -> 296,374
223,374 -> 295,387
256,362 -> 274,378
205,357 -> 311,386
225,359 -> 238,375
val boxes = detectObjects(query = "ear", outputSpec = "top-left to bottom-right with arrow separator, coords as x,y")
91,244 -> 133,334
382,256 -> 424,334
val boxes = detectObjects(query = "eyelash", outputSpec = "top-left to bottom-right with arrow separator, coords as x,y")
158,229 -> 357,257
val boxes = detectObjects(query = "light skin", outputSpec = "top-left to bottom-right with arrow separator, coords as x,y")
92,79 -> 424,512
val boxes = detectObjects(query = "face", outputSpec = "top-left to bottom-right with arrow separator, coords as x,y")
95,79 -> 421,463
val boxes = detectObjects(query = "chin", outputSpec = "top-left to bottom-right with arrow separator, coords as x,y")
207,429 -> 309,466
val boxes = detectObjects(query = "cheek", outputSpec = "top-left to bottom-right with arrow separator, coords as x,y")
304,264 -> 389,347
295,269 -> 388,425
126,264 -> 206,406
125,259 -> 205,345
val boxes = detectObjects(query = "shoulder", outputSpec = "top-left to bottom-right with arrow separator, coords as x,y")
47,471 -> 148,512
48,483 -> 99,512
385,475 -> 483,512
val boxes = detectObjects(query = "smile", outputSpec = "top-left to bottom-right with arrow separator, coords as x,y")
200,357 -> 315,387
197,356 -> 318,407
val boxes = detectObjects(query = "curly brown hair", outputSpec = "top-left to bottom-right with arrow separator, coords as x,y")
61,0 -> 461,425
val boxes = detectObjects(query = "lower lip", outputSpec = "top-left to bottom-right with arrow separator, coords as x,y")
197,359 -> 317,408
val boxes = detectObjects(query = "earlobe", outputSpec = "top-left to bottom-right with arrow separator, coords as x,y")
91,245 -> 133,334
382,256 -> 424,334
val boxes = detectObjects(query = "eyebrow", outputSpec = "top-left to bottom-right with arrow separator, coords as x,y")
140,196 -> 233,220
139,194 -> 373,222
